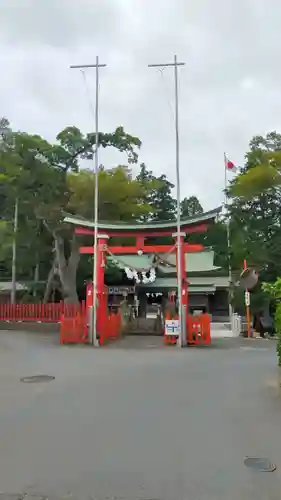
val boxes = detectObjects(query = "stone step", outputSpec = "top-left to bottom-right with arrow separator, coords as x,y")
127,318 -> 164,334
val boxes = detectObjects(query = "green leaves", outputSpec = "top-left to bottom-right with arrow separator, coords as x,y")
67,166 -> 152,222
262,279 -> 281,300
227,131 -> 281,283
136,163 -> 176,221
0,220 -> 13,260
180,196 -> 203,218
0,118 -> 149,294
230,155 -> 281,199
262,278 -> 281,364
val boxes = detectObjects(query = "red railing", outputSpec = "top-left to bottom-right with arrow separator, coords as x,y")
60,311 -> 88,345
99,312 -> 122,346
60,309 -> 122,346
164,312 -> 211,346
0,301 -> 86,323
187,314 -> 211,345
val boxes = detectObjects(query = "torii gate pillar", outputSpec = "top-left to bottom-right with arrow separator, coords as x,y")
173,232 -> 188,309
86,234 -> 109,343
96,234 -> 109,335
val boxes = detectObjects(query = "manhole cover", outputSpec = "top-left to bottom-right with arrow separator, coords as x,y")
20,375 -> 55,383
244,457 -> 276,471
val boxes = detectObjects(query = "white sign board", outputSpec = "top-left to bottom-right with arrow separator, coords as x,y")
245,291 -> 250,306
165,319 -> 180,336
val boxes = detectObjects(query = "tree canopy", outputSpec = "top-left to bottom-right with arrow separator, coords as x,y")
225,131 -> 281,312
180,196 -> 203,218
228,131 -> 281,282
0,117 -> 213,303
0,119 -> 149,302
6,117 -> 278,310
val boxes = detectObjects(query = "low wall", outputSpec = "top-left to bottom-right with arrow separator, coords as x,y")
0,321 -> 60,333
211,321 -> 240,339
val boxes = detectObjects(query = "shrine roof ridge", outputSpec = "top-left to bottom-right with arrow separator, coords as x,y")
64,206 -> 222,231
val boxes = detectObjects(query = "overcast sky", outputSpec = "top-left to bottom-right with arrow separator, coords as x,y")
0,0 -> 281,210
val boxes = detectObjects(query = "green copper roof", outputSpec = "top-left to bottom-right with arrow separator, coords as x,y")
110,249 -> 220,273
64,207 -> 221,231
137,275 -> 229,291
139,280 -> 216,293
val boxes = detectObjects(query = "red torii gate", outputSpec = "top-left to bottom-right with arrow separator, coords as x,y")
64,208 -> 221,336
79,231 -> 202,316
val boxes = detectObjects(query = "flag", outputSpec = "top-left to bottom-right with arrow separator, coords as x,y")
224,154 -> 237,173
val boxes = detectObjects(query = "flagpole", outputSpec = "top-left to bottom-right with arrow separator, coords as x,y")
224,153 -> 233,321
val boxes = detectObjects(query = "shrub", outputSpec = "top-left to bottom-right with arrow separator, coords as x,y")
262,279 -> 281,366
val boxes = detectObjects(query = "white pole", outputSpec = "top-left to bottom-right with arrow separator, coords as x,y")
92,56 -> 99,347
224,153 -> 233,321
148,55 -> 185,347
174,55 -> 183,347
11,197 -> 18,304
70,58 -> 107,346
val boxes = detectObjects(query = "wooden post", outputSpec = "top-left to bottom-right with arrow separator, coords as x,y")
244,259 -> 251,338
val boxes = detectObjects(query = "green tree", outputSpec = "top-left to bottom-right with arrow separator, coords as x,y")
0,119 -> 145,303
263,278 -> 281,365
151,174 -> 176,221
0,125 -> 57,286
136,163 -> 176,221
0,221 -> 12,261
180,196 -> 203,218
228,131 -> 281,284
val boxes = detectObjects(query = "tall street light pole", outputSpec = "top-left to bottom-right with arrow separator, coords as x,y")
0,127 -> 18,305
70,57 -> 107,347
148,55 -> 185,347
11,197 -> 18,304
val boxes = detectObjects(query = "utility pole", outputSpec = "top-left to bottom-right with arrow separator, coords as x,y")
11,197 -> 18,304
224,160 -> 233,321
70,57 -> 107,347
0,127 -> 18,304
148,55 -> 185,347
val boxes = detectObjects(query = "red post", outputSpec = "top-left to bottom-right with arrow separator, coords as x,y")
173,232 -> 188,344
244,259 -> 251,338
96,235 -> 109,335
180,235 -> 188,310
86,282 -> 93,310
173,235 -> 188,296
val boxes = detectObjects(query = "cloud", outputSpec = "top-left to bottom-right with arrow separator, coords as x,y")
1,0 -> 281,210
0,0 -> 121,48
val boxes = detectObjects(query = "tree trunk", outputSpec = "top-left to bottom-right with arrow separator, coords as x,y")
54,231 -> 80,304
43,259 -> 56,303
33,255 -> 40,298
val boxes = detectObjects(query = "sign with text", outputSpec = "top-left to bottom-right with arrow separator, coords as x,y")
108,286 -> 135,295
245,291 -> 250,306
165,319 -> 180,336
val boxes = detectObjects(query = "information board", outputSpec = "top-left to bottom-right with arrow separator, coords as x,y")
165,319 -> 180,336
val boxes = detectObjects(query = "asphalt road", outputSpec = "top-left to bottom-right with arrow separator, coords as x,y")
0,332 -> 280,500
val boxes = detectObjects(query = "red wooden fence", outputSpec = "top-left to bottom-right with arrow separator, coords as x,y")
187,314 -> 211,345
0,301 -> 86,323
99,312 -> 122,345
164,312 -> 211,345
60,310 -> 122,345
60,311 -> 88,344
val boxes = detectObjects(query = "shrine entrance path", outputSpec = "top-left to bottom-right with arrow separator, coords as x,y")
0,330 -> 280,500
106,334 -> 166,349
